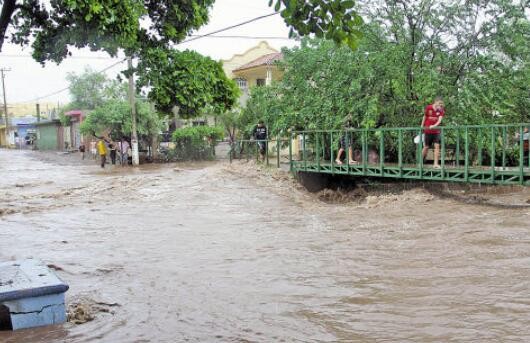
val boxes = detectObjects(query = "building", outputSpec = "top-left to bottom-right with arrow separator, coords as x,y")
221,41 -> 283,107
11,117 -> 38,149
3,102 -> 59,119
35,120 -> 63,151
64,110 -> 85,150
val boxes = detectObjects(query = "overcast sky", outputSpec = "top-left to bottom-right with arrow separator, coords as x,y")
0,0 -> 299,105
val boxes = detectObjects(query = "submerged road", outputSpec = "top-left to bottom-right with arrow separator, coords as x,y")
1,149 -> 530,342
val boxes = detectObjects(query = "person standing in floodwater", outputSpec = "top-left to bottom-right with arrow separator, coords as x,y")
109,140 -> 117,165
253,120 -> 268,161
421,97 -> 445,168
79,143 -> 86,160
97,138 -> 108,168
118,137 -> 130,166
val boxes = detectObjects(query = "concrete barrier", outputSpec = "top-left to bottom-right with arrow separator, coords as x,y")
0,259 -> 69,330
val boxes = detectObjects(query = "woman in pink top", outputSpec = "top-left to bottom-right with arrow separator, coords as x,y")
118,138 -> 130,166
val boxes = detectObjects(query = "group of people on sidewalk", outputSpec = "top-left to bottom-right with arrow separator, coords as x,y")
95,137 -> 131,168
335,97 -> 446,167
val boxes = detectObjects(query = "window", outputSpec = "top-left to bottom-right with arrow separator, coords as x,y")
234,78 -> 247,91
256,78 -> 266,87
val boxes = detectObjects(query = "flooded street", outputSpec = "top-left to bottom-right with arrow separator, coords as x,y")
1,149 -> 530,342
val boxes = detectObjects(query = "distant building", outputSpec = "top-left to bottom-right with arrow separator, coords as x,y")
221,41 -> 283,107
64,110 -> 85,150
3,102 -> 58,118
10,117 -> 38,149
35,120 -> 63,151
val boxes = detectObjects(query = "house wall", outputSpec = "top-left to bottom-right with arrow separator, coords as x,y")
0,127 -> 6,147
63,126 -> 71,150
36,124 -> 60,150
221,41 -> 279,79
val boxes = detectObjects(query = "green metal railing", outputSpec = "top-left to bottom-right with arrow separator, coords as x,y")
229,137 -> 290,168
290,124 -> 530,185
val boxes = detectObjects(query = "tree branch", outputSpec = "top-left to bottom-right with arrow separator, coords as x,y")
0,0 -> 18,52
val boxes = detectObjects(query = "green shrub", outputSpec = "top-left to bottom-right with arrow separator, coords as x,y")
171,126 -> 224,160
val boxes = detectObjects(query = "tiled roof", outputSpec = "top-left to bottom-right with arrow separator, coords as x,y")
65,110 -> 84,116
233,52 -> 283,72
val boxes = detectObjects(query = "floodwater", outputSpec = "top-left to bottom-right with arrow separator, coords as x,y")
1,149 -> 530,342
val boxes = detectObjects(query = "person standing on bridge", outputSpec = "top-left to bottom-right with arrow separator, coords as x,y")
335,120 -> 358,165
253,120 -> 268,161
421,97 -> 445,168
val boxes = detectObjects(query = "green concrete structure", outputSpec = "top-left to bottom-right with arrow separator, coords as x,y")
35,120 -> 62,151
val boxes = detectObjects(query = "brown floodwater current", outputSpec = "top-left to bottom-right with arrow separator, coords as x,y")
1,149 -> 530,342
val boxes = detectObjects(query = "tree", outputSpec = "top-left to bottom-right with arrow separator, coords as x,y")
66,66 -> 114,110
136,49 -> 239,116
80,99 -> 163,140
0,0 -> 364,62
0,0 -> 214,63
272,0 -> 363,49
243,0 -> 530,136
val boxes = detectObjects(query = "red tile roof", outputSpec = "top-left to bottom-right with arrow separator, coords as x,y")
65,110 -> 84,117
233,52 -> 283,72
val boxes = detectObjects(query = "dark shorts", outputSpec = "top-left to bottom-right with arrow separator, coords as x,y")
424,133 -> 441,147
339,134 -> 354,149
257,141 -> 267,154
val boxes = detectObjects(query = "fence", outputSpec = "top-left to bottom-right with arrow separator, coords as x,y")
290,124 -> 530,185
228,137 -> 291,168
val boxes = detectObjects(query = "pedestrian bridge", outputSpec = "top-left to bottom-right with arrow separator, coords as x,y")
289,124 -> 530,186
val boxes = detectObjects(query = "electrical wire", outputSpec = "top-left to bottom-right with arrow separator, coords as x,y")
22,59 -> 126,103
178,12 -> 279,45
17,12 -> 281,104
189,34 -> 292,40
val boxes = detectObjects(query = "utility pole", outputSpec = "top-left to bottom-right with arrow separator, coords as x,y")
1,67 -> 11,146
127,57 -> 139,166
36,103 -> 40,122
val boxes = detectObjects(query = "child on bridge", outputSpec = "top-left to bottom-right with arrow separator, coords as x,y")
421,97 -> 445,168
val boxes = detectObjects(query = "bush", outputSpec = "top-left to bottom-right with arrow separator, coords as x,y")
171,126 -> 224,160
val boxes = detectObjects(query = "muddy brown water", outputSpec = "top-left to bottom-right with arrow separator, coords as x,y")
1,149 -> 530,342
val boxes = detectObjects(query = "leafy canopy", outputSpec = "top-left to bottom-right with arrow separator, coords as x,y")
80,99 -> 163,139
1,0 -> 214,63
66,66 -> 127,110
272,0 -> 363,49
243,0 -> 530,135
0,0 -> 363,62
65,69 -> 162,138
136,49 -> 239,117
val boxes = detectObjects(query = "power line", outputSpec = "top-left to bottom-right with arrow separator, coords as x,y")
18,12 -> 281,104
1,54 -> 117,60
179,12 -> 279,44
21,59 -> 126,104
189,34 -> 292,40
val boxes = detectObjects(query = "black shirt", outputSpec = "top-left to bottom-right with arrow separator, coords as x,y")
253,126 -> 267,140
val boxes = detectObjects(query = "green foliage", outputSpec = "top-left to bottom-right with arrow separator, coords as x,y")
270,0 -> 363,50
171,126 -> 224,160
66,66 -> 122,110
3,0 -> 214,63
1,0 -> 362,63
136,49 -> 239,117
80,99 -> 163,139
244,0 -> 530,137
216,109 -> 244,142
57,103 -> 77,126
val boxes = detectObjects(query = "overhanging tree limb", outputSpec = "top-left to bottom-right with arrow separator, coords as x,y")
0,0 -> 17,51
